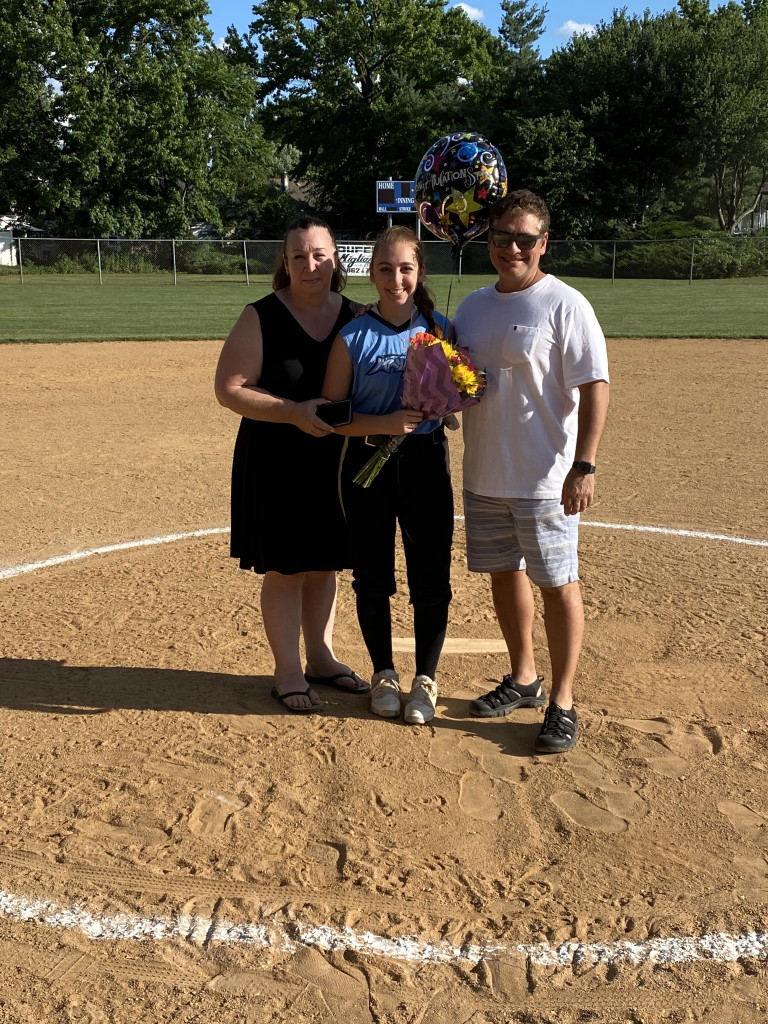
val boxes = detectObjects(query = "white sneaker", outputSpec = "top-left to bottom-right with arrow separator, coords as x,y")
370,669 -> 401,718
404,675 -> 438,725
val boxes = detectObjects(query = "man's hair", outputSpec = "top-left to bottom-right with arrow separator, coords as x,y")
488,190 -> 550,233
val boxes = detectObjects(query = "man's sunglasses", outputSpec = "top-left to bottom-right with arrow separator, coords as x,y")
489,231 -> 545,251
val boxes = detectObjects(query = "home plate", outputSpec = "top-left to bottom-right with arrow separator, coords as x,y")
391,638 -> 507,653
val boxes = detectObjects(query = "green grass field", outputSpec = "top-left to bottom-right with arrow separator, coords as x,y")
0,273 -> 765,342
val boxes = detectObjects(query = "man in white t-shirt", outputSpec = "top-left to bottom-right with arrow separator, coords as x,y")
453,189 -> 610,753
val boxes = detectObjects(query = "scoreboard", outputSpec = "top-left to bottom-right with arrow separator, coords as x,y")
375,180 -> 416,214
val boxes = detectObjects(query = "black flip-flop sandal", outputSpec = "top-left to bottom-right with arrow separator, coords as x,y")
270,686 -> 323,714
304,671 -> 371,694
470,675 -> 547,717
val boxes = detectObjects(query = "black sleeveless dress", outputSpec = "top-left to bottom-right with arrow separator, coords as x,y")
229,292 -> 355,574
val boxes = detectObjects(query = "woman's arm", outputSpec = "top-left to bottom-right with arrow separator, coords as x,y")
215,305 -> 334,435
322,335 -> 422,437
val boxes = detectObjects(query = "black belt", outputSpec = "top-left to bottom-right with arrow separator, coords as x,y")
363,426 -> 445,447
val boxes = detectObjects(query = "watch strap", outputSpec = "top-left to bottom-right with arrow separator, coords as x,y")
572,460 -> 596,474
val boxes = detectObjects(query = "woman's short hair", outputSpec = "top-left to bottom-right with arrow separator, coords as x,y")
272,215 -> 347,292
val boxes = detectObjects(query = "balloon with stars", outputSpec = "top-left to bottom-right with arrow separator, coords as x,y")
415,132 -> 507,256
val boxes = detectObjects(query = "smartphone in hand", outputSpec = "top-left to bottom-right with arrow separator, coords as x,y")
315,399 -> 352,427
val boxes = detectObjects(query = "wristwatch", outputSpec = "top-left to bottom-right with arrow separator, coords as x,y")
572,460 -> 596,475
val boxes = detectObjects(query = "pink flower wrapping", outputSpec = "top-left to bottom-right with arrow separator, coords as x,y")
401,342 -> 483,419
353,330 -> 485,488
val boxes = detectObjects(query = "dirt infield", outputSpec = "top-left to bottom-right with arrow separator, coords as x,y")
0,338 -> 766,1023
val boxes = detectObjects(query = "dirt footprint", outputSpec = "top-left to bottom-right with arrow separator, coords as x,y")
187,792 -> 246,838
478,746 -> 525,783
428,731 -> 473,776
617,717 -> 722,778
733,854 -> 768,895
289,947 -> 371,1020
458,770 -> 501,821
718,800 -> 768,850
549,791 -> 628,832
550,750 -> 648,832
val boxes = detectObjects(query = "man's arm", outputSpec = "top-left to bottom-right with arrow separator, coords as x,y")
561,380 -> 610,515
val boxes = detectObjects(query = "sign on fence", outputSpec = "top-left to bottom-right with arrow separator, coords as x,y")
338,244 -> 374,277
0,231 -> 16,267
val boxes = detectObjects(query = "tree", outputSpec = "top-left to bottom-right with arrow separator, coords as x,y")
499,0 -> 547,63
0,0 -> 281,237
0,0 -> 62,221
45,0 -> 270,237
542,9 -> 694,231
196,45 -> 284,238
235,0 -> 501,232
678,0 -> 768,231
535,1 -> 768,234
504,113 -> 597,236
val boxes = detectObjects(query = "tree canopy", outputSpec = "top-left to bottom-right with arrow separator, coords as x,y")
0,0 -> 279,236
228,0 -> 503,232
2,0 -> 767,237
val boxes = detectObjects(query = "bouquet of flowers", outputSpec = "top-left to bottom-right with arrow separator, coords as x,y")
354,327 -> 485,488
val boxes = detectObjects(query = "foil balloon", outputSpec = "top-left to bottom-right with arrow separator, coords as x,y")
415,132 -> 507,255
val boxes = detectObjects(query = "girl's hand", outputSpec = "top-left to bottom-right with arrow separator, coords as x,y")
384,409 -> 423,435
289,399 -> 336,436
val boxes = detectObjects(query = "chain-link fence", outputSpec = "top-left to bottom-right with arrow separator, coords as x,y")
2,235 -> 766,283
1,238 -> 283,284
457,236 -> 768,280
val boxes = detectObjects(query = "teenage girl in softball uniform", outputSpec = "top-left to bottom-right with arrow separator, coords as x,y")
322,225 -> 454,724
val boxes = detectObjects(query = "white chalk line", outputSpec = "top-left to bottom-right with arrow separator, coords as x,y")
0,887 -> 766,969
1,519 -> 765,583
0,528 -> 229,581
583,520 -> 768,547
1,521 -> 766,971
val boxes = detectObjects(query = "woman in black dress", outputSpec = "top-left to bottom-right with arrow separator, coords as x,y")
215,216 -> 368,712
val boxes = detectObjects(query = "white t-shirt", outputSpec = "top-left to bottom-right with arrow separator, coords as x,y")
453,274 -> 609,499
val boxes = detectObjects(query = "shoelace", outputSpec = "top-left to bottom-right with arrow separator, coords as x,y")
541,704 -> 575,737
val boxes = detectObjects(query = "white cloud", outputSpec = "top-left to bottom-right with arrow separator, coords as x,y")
556,19 -> 596,37
454,3 -> 485,21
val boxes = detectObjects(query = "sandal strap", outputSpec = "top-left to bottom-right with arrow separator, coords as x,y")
540,703 -> 576,738
480,675 -> 543,709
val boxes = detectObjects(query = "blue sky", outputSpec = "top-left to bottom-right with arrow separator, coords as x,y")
204,0 -> 680,58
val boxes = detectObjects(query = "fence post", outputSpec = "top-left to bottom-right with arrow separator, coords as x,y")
458,250 -> 462,282
17,238 -> 24,284
243,240 -> 250,286
172,239 -> 177,286
612,241 -> 617,284
689,239 -> 696,284
97,239 -> 103,285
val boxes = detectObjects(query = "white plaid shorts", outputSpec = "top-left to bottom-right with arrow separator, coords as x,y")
463,489 -> 580,588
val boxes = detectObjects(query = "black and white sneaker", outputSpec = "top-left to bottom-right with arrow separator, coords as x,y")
534,703 -> 579,753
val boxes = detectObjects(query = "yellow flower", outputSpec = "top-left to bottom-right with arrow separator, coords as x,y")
451,361 -> 482,395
